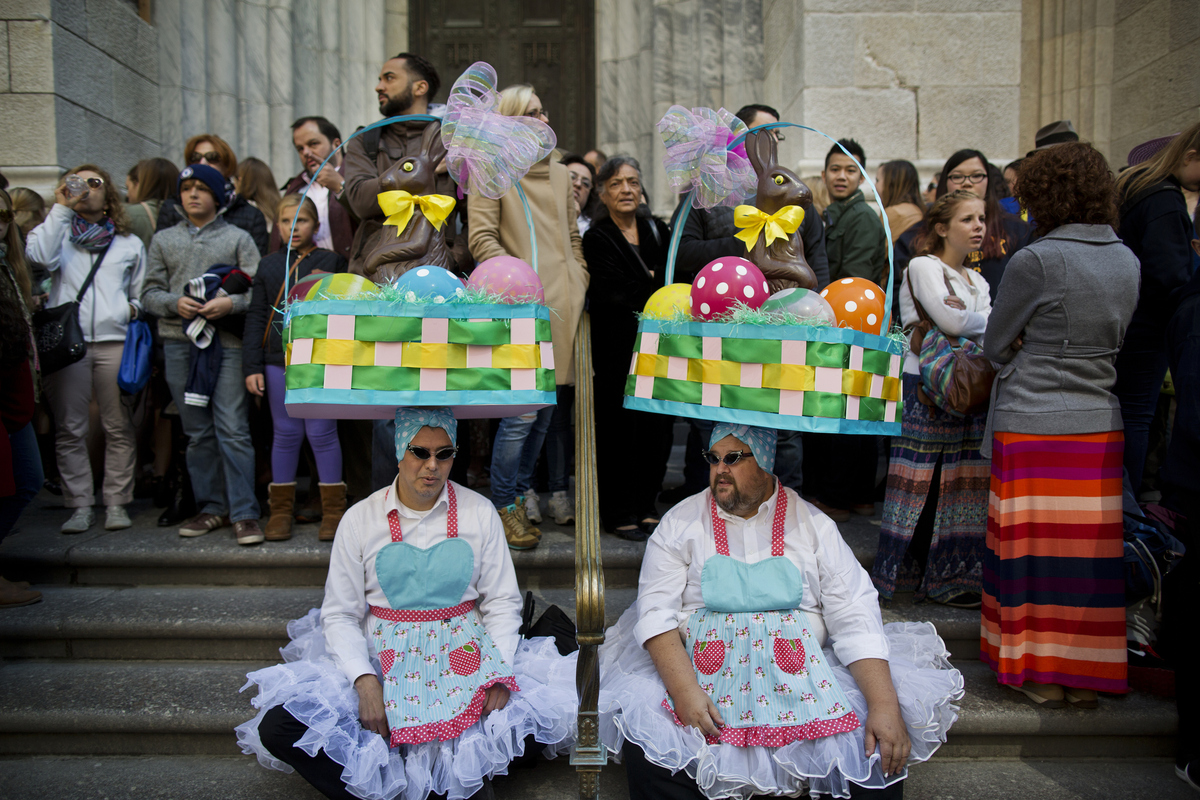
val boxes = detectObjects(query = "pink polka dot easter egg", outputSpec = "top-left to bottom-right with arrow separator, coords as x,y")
819,277 -> 886,334
466,256 -> 545,304
690,257 -> 768,320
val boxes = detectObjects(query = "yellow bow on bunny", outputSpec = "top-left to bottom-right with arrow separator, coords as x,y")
378,191 -> 457,234
733,204 -> 806,252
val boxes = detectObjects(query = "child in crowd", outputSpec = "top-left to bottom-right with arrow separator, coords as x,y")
243,194 -> 348,542
141,163 -> 263,545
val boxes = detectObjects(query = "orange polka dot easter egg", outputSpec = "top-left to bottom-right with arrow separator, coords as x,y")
820,277 -> 886,334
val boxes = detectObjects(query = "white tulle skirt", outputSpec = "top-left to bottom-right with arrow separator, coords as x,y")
236,609 -> 579,800
598,608 -> 964,800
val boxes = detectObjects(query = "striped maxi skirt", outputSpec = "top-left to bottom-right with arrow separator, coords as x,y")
981,430 -> 1128,693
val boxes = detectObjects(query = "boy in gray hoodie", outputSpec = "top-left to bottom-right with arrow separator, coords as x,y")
141,163 -> 263,545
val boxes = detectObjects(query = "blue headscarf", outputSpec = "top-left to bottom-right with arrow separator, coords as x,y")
394,407 -> 458,462
709,423 -> 776,473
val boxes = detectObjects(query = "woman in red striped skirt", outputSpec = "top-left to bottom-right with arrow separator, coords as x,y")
981,142 -> 1140,709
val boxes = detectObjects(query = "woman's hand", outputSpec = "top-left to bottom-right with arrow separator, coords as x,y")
177,297 -> 203,319
245,374 -> 265,396
354,674 -> 390,740
482,684 -> 510,715
127,303 -> 137,321
670,684 -> 725,738
199,296 -> 234,319
943,295 -> 966,310
54,182 -> 88,210
1010,335 -> 1023,351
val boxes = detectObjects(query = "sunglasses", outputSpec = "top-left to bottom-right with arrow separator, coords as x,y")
702,450 -> 755,466
189,151 -> 223,165
406,445 -> 458,462
0,209 -> 12,223
70,176 -> 106,189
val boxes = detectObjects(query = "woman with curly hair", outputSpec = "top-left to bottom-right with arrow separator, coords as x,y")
981,142 -> 1140,709
26,165 -> 147,535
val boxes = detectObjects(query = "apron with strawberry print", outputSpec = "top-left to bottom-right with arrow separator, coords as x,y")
367,483 -> 519,747
665,483 -> 862,746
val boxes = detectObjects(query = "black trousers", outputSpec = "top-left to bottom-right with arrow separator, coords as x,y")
258,705 -> 494,800
622,740 -> 903,800
803,433 -> 878,509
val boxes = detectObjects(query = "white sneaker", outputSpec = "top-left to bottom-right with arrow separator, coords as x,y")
547,490 -> 575,525
61,507 -> 95,534
522,492 -> 542,524
105,505 -> 132,531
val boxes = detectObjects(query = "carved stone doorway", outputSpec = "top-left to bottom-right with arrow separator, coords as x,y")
410,0 -> 596,155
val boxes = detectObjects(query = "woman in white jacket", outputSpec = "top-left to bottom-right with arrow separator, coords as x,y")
26,165 -> 147,534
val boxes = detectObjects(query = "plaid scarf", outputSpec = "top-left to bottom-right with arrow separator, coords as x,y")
69,214 -> 116,252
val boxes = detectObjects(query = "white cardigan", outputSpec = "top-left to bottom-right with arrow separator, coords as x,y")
898,255 -> 992,375
26,203 -> 147,343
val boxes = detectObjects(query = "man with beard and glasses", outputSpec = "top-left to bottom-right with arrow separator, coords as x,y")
596,422 -> 964,800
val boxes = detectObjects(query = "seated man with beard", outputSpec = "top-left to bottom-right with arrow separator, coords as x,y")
597,423 -> 964,800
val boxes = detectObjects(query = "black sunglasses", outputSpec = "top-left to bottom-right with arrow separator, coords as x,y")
189,151 -> 223,165
0,209 -> 12,223
702,450 -> 754,466
406,445 -> 458,462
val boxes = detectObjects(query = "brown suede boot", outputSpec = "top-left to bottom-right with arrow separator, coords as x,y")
265,482 -> 296,541
318,482 -> 347,541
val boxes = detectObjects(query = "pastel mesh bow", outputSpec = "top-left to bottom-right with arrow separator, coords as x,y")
657,106 -> 756,209
440,62 -> 557,200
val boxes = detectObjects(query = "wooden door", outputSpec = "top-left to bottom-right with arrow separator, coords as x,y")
411,0 -> 596,155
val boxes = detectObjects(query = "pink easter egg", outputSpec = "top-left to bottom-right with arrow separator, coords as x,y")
689,257 -> 768,320
466,256 -> 545,304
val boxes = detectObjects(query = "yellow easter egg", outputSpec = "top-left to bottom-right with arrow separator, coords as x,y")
304,272 -> 375,301
642,283 -> 693,319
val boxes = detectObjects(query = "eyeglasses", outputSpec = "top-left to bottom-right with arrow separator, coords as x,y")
524,108 -> 548,120
947,172 -> 987,185
0,209 -> 12,223
702,450 -> 755,466
406,445 -> 458,462
569,174 -> 593,189
189,151 -> 223,166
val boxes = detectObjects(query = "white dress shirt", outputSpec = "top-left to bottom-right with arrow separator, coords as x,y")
899,255 -> 993,375
321,480 -> 523,685
633,483 -> 889,668
300,174 -> 335,252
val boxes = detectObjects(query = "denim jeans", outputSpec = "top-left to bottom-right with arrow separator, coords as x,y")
163,340 -> 260,522
0,423 -> 43,542
1113,316 -> 1171,494
490,405 -> 553,508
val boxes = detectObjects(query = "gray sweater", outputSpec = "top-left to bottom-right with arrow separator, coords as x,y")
141,217 -> 260,347
982,224 -> 1140,455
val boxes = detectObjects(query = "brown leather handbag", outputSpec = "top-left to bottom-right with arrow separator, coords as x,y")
906,267 -> 996,417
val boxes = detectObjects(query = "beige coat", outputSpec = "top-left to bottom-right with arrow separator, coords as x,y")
468,159 -> 589,384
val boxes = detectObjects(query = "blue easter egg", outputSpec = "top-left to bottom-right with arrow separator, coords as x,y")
393,266 -> 467,304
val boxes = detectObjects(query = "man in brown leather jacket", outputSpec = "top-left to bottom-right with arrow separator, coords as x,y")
340,52 -> 469,277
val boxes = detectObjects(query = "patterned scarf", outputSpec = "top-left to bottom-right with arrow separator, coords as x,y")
69,215 -> 116,252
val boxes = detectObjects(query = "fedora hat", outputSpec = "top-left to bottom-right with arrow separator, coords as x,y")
1027,120 -> 1079,156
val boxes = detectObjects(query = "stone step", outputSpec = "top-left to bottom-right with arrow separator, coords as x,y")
0,755 -> 1194,800
0,585 -> 979,663
0,659 -> 1175,758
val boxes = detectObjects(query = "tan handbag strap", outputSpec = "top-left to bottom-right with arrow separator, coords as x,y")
263,250 -> 310,350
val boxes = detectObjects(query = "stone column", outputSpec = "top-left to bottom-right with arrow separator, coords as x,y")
179,0 -> 208,149
206,0 -> 240,148
385,0 -> 408,57
268,0 -> 296,183
239,0 -> 273,173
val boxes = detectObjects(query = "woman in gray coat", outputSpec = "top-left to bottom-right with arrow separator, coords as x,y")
981,142 -> 1140,710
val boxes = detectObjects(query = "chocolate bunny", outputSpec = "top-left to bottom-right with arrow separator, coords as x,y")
744,130 -> 818,293
362,122 -> 456,282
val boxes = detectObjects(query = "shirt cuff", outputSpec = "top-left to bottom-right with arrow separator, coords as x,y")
831,632 -> 890,666
634,610 -> 682,648
339,655 -> 376,687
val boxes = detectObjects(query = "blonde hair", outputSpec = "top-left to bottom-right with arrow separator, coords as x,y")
9,187 -> 46,238
803,175 -> 830,215
236,157 -> 282,223
1116,121 -> 1200,203
496,84 -> 536,118
276,193 -> 319,225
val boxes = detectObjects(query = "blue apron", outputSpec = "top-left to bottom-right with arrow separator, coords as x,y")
367,483 -> 517,746
666,484 -> 861,746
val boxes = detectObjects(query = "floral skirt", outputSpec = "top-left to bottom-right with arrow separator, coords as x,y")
236,609 -> 578,800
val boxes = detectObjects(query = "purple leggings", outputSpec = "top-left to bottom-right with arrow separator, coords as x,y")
265,364 -> 342,484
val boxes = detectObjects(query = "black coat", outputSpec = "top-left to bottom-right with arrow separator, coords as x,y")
157,194 -> 270,256
241,248 -> 347,375
672,203 -> 831,289
1118,175 -> 1194,324
583,215 -> 671,380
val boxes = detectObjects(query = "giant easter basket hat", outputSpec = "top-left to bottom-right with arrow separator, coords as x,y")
282,62 -> 559,420
623,110 -> 904,435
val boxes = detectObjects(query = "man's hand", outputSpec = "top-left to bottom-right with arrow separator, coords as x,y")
313,162 -> 344,194
354,674 -> 389,740
862,705 -> 910,778
177,297 -> 203,320
199,296 -> 234,319
482,684 -> 510,715
670,684 -> 725,738
245,374 -> 265,396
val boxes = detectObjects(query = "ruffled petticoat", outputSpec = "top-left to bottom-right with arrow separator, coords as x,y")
236,609 -> 579,800
598,608 -> 964,800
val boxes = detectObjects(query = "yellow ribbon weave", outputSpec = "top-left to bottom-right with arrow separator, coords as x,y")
378,191 -> 457,233
733,204 -> 806,251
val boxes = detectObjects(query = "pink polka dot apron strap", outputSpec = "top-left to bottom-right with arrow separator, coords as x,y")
709,481 -> 789,557
384,483 -> 461,543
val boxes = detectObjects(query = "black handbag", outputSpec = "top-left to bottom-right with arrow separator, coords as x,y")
32,241 -> 112,375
